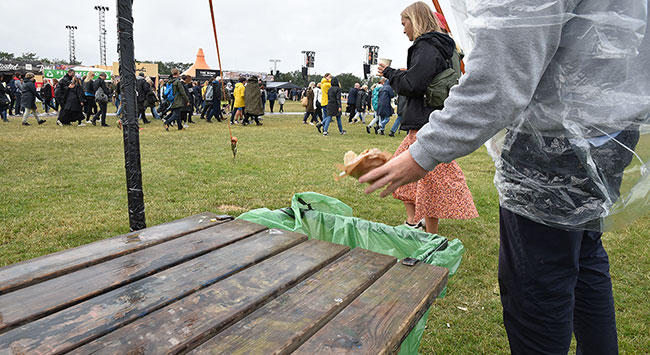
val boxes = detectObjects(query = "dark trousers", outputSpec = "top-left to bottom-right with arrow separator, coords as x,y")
206,102 -> 222,122
84,96 -> 96,121
269,100 -> 275,113
348,104 -> 356,122
13,93 -> 22,115
93,102 -> 107,125
164,107 -> 182,130
303,111 -> 316,123
499,207 -> 618,355
315,102 -> 323,122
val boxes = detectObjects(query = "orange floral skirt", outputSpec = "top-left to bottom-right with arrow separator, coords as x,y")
392,130 -> 479,221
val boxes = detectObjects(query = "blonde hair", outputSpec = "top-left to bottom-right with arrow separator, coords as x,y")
309,82 -> 315,88
24,72 -> 35,79
85,71 -> 95,82
401,1 -> 441,40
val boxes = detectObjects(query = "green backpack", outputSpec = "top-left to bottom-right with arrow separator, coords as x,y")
424,50 -> 461,108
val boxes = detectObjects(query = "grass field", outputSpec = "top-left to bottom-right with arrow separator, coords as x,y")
1,100 -> 648,353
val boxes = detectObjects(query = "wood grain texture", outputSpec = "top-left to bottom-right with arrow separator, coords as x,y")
0,212 -> 228,295
0,228 -> 306,354
293,263 -> 448,355
0,219 -> 265,333
192,247 -> 396,355
70,239 -> 350,355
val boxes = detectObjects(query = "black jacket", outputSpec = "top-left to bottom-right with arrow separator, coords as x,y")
64,84 -> 86,112
210,81 -> 223,102
383,31 -> 455,131
136,77 -> 151,103
356,90 -> 368,112
326,83 -> 342,117
55,74 -> 73,103
83,79 -> 95,95
20,79 -> 42,109
94,78 -> 109,97
181,82 -> 193,112
42,83 -> 53,99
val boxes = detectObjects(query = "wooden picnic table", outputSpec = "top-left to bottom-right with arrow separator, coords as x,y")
0,212 -> 448,354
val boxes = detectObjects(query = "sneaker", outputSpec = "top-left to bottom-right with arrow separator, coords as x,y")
85,120 -> 91,124
340,130 -> 347,135
78,123 -> 86,127
256,122 -> 263,126
37,120 -> 46,125
57,120 -> 63,127
22,122 -> 30,126
303,121 -> 308,124
316,123 -> 322,133
309,122 -> 314,125
183,124 -> 189,128
380,129 -> 385,135
404,221 -> 425,231
366,126 -> 371,134
374,126 -> 379,135
388,131 -> 395,137
323,131 -> 328,136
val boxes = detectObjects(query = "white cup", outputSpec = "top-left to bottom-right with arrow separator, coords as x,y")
377,58 -> 392,67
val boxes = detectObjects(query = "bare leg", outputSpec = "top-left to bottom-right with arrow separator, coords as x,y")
403,202 -> 416,224
425,217 -> 439,234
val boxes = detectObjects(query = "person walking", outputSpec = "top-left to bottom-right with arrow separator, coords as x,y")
321,76 -> 346,136
376,79 -> 395,135
54,69 -> 75,124
315,73 -> 332,132
347,83 -> 359,123
302,82 -> 317,124
267,88 -> 277,113
231,77 -> 246,124
277,88 -> 287,113
58,76 -> 86,126
313,82 -> 323,122
41,80 -> 56,115
389,95 -> 406,137
260,84 -> 267,112
19,73 -> 46,126
11,73 -> 24,116
82,72 -> 97,123
353,84 -> 369,124
92,73 -> 111,126
136,73 -> 152,124
205,76 -> 223,123
361,1 -> 650,354
181,75 -> 195,126
366,81 -> 384,133
163,68 -> 190,131
243,76 -> 264,126
0,75 -> 10,122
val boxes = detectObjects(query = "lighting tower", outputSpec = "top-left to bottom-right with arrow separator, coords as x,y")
95,6 -> 109,65
269,59 -> 281,75
65,25 -> 78,63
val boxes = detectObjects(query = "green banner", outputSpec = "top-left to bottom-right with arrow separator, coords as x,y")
43,69 -> 113,81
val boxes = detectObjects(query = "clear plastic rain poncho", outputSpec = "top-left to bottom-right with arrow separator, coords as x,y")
447,0 -> 650,232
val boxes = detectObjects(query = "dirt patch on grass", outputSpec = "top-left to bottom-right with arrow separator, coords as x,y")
217,204 -> 247,212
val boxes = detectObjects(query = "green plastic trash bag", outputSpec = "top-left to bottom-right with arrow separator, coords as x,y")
238,192 -> 465,355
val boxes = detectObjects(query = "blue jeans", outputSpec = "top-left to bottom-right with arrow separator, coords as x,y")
116,94 -> 122,115
499,208 -> 617,354
323,114 -> 342,133
379,115 -> 391,130
390,115 -> 402,133
1,108 -> 7,121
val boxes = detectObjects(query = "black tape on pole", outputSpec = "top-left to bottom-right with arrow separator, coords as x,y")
117,0 -> 146,231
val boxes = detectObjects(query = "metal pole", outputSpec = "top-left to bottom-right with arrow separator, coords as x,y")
66,25 -> 77,63
116,0 -> 146,231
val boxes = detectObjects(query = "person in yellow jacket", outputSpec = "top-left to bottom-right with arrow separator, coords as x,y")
231,77 -> 246,124
316,73 -> 332,132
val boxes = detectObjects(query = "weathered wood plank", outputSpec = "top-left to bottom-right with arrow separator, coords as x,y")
0,228 -> 307,354
0,219 -> 265,333
0,212 -> 229,295
70,239 -> 350,355
293,263 -> 448,355
191,247 -> 396,355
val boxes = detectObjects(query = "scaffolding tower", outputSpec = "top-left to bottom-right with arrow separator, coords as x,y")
95,6 -> 109,66
65,25 -> 78,63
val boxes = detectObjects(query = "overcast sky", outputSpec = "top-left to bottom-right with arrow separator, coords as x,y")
1,0 -> 458,77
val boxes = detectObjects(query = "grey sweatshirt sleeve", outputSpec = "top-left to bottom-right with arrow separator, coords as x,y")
409,1 -> 571,171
